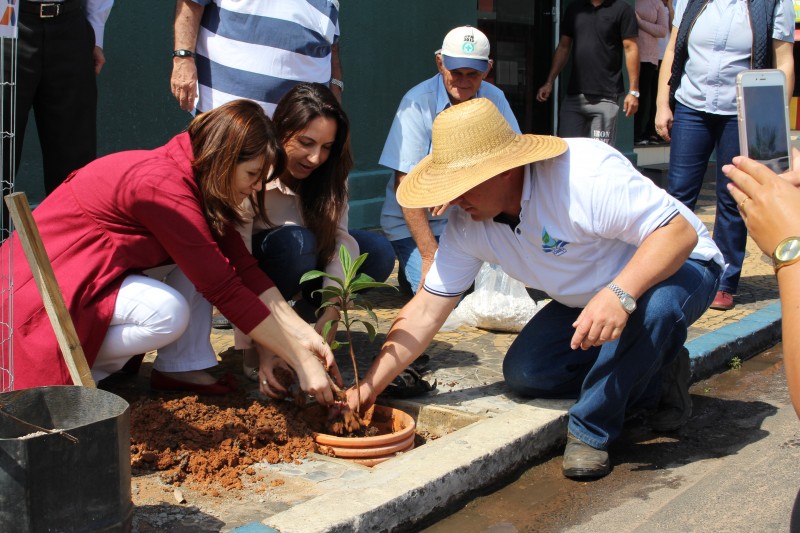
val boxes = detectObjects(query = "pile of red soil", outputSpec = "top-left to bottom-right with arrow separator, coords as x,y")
129,393 -> 318,490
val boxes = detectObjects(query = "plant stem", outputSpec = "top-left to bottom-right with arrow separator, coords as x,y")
341,306 -> 362,409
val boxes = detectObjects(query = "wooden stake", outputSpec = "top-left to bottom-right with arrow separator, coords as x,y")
5,192 -> 95,387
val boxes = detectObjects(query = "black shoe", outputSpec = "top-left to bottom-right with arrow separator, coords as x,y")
649,347 -> 692,432
380,367 -> 437,399
635,139 -> 650,146
562,432 -> 610,479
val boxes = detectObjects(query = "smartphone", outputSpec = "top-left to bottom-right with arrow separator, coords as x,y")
736,69 -> 792,173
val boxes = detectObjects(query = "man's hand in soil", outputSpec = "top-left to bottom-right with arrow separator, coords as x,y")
345,381 -> 377,415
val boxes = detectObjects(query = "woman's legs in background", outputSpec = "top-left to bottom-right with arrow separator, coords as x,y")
252,224 -> 395,303
709,114 -> 743,308
252,225 -> 318,299
667,102 -> 716,211
152,267 -> 222,381
349,228 -> 395,284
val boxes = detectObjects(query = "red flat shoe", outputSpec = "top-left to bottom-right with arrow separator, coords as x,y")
150,369 -> 237,396
709,290 -> 734,311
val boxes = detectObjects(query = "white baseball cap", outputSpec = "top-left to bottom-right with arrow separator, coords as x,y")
439,26 -> 491,72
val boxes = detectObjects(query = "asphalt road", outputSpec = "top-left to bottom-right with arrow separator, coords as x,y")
422,345 -> 800,533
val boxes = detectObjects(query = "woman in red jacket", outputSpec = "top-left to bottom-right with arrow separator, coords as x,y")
0,99 -> 341,404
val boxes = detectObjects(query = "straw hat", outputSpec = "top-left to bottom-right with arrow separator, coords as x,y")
397,98 -> 568,208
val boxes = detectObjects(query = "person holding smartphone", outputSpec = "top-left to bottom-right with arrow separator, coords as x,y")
723,152 -> 800,414
654,0 -> 795,311
724,149 -> 800,533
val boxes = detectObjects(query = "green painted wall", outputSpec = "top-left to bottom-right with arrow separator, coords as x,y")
17,1 -> 189,203
339,0 -> 477,228
16,1 -> 476,230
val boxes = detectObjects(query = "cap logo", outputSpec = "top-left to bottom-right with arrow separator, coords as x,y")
462,42 -> 475,54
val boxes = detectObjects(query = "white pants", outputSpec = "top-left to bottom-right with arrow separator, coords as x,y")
90,267 -> 218,382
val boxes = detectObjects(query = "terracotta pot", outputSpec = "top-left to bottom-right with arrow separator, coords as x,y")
313,404 -> 416,467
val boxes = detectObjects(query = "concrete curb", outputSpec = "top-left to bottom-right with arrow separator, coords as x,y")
247,303 -> 783,532
688,302 -> 782,381
265,406 -> 566,532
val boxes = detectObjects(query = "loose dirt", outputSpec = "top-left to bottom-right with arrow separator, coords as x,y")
99,352 -> 336,531
129,392 -> 317,491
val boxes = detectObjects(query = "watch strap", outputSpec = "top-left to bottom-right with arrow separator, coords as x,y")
606,282 -> 636,313
172,49 -> 195,58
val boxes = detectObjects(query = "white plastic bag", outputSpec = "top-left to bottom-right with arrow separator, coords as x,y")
441,263 -> 547,333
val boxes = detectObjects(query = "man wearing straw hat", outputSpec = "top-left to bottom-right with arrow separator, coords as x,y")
350,98 -> 724,479
379,25 -> 520,296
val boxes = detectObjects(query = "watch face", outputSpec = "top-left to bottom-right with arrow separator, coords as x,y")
621,295 -> 636,312
776,238 -> 800,261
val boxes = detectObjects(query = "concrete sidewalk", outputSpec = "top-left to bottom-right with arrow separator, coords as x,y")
213,168 -> 783,532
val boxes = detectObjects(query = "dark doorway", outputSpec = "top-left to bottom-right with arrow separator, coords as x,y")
478,0 -> 557,134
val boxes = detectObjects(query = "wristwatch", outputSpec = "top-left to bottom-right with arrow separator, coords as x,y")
172,49 -> 195,58
629,90 -> 640,98
606,282 -> 637,314
772,236 -> 800,272
330,78 -> 344,92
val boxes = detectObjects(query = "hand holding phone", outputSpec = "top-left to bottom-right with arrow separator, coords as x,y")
736,69 -> 792,173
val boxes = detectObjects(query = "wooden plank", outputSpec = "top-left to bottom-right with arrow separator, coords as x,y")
4,192 -> 95,388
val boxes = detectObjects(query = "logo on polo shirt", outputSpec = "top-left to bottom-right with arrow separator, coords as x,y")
541,227 -> 569,256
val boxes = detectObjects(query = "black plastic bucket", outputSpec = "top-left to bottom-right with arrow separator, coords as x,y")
0,386 -> 132,532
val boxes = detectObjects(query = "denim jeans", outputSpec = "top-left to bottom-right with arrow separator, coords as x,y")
668,102 -> 742,293
252,225 -> 395,302
503,258 -> 721,450
390,235 -> 440,295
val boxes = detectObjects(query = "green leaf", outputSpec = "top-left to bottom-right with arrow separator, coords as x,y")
365,307 -> 379,325
362,320 -> 378,343
349,253 -> 369,280
350,280 -> 394,293
312,287 -> 345,304
338,245 -> 353,278
299,270 -> 325,283
330,340 -> 342,351
321,319 -> 337,340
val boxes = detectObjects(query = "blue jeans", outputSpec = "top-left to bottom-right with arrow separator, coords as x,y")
503,258 -> 721,450
668,102 -> 742,293
390,235 -> 440,295
252,225 -> 395,302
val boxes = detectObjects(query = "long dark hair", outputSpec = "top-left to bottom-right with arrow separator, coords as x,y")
271,83 -> 352,264
188,99 -> 285,236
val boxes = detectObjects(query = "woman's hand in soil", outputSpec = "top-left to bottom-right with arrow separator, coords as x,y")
250,288 -> 343,403
294,348 -> 339,405
256,348 -> 292,400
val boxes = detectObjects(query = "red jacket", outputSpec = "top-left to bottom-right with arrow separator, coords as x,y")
1,133 -> 274,389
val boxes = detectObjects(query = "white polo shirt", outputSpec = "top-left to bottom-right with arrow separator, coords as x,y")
424,138 -> 724,307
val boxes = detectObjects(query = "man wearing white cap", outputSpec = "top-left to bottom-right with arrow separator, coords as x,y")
379,25 -> 520,295
352,98 -> 723,479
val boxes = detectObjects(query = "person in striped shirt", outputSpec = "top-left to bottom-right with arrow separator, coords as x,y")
170,0 -> 342,116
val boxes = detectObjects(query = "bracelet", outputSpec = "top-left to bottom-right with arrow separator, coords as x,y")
172,49 -> 195,59
330,78 -> 344,92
